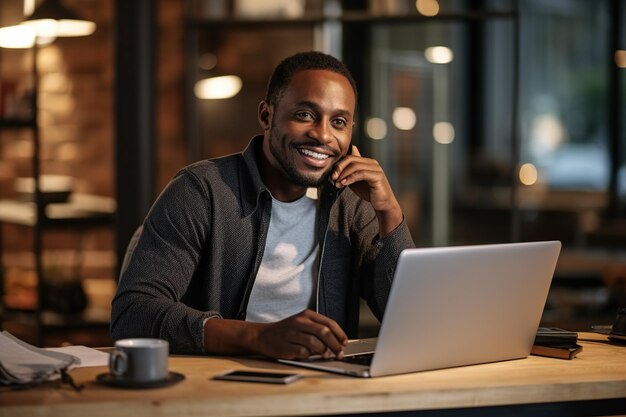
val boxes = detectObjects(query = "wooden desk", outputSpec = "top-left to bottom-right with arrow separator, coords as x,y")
1,333 -> 625,417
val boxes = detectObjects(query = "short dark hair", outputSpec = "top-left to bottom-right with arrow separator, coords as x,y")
265,51 -> 358,107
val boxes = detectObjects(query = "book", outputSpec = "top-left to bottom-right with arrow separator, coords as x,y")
531,343 -> 583,360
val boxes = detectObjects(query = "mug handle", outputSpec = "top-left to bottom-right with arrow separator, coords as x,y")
109,349 -> 128,376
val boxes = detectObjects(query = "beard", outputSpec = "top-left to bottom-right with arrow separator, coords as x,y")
268,129 -> 337,188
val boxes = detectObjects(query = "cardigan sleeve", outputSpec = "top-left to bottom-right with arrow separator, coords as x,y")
110,169 -> 219,354
356,205 -> 415,321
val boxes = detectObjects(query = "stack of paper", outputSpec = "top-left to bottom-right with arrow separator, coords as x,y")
0,331 -> 80,386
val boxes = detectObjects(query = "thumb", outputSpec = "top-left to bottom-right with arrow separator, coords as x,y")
351,145 -> 361,157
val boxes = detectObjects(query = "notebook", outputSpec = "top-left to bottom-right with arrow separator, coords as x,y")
279,240 -> 562,377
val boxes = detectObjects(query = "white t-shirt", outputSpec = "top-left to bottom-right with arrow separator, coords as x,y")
245,193 -> 320,323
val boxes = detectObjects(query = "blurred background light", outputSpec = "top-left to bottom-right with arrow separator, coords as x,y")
24,0 -> 36,15
531,113 -> 565,156
392,107 -> 416,130
21,0 -> 96,38
21,19 -> 96,38
194,75 -> 242,99
0,25 -> 36,48
433,121 -> 455,144
366,117 -> 387,140
416,0 -> 440,16
616,50 -> 626,68
425,46 -> 454,64
519,163 -> 539,186
198,53 -> 218,71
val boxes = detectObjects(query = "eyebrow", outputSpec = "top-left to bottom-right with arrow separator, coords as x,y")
296,100 -> 354,119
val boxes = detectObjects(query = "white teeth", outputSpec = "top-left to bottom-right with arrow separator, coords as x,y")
299,149 -> 329,160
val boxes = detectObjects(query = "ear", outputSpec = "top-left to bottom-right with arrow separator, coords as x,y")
258,100 -> 273,131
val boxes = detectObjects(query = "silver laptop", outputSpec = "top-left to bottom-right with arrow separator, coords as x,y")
279,240 -> 561,377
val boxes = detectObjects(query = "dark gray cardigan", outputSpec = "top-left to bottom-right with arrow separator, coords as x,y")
111,136 -> 415,354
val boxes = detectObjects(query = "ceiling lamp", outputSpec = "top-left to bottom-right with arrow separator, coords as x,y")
0,25 -> 37,48
21,0 -> 96,40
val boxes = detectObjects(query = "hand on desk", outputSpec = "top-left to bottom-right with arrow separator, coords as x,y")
203,309 -> 348,360
254,309 -> 349,360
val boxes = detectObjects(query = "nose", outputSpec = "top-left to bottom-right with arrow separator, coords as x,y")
307,119 -> 333,144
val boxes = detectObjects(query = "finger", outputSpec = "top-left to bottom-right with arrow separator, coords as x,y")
282,326 -> 341,360
293,330 -> 332,355
321,347 -> 335,359
306,311 -> 348,342
334,159 -> 378,180
307,314 -> 349,353
332,157 -> 377,184
331,155 -> 353,181
283,343 -> 313,360
331,147 -> 365,181
335,164 -> 384,189
338,169 -> 382,188
291,310 -> 348,357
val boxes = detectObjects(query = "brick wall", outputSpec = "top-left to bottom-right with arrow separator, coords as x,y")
0,1 -> 189,341
0,0 -> 115,217
0,0 -> 117,328
156,0 -> 188,192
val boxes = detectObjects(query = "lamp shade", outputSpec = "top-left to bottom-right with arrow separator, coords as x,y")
22,0 -> 95,38
0,25 -> 36,48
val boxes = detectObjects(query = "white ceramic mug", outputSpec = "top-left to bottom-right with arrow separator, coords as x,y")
109,338 -> 169,383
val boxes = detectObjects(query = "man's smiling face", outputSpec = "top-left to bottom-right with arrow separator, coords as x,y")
260,69 -> 355,191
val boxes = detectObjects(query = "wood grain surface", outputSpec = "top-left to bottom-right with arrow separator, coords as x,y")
1,332 -> 625,417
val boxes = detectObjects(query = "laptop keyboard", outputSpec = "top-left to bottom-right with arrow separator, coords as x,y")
341,353 -> 373,366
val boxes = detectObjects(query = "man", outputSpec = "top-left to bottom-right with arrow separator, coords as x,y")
111,51 -> 414,359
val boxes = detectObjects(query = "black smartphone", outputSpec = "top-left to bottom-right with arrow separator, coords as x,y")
212,370 -> 303,384
535,327 -> 578,346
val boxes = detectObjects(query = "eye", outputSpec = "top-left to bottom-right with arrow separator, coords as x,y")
295,111 -> 314,121
332,118 -> 348,129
